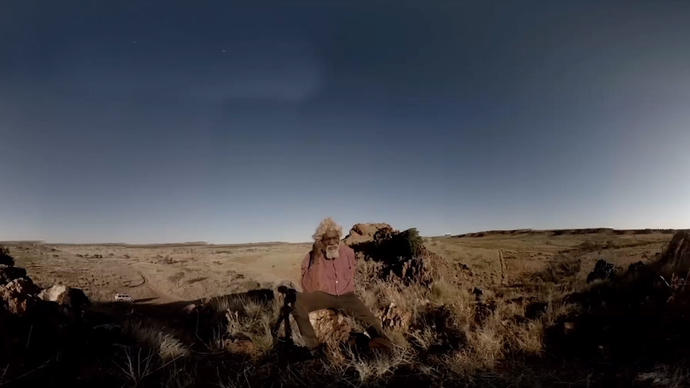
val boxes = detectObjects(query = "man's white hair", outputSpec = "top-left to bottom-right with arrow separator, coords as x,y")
312,217 -> 343,242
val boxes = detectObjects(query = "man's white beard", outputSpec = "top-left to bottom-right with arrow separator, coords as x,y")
325,244 -> 339,259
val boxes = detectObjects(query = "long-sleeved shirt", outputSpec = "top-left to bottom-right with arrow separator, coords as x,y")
300,244 -> 356,295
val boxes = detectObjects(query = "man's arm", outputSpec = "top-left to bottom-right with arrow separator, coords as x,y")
348,247 -> 356,269
300,252 -> 315,292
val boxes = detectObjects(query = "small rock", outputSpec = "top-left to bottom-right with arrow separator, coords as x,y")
309,309 -> 352,345
474,300 -> 497,325
224,333 -> 256,355
563,321 -> 576,335
379,302 -> 412,329
587,259 -> 616,283
472,287 -> 484,301
183,303 -> 197,314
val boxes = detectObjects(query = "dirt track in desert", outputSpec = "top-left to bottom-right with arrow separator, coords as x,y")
4,228 -> 674,304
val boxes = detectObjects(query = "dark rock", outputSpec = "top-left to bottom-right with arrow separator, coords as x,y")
345,331 -> 372,354
350,225 -> 446,287
472,287 -> 484,302
587,259 -> 616,283
525,301 -> 548,320
655,230 -> 690,277
0,265 -> 26,285
474,300 -> 497,326
0,246 -> 14,266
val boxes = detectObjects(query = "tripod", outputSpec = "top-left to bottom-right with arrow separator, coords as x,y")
272,285 -> 297,345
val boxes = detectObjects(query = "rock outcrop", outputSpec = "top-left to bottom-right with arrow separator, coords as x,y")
0,277 -> 41,315
655,230 -> 690,277
346,223 -> 453,288
0,246 -> 14,266
343,223 -> 395,246
0,265 -> 26,285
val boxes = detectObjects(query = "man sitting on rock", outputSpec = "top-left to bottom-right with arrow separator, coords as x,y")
292,217 -> 393,354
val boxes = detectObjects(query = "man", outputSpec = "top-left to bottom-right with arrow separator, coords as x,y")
292,217 -> 393,353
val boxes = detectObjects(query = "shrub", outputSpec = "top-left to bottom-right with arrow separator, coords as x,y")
0,246 -> 14,266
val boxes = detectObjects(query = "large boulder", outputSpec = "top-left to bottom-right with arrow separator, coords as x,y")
0,277 -> 41,315
346,223 -> 455,288
655,230 -> 690,277
0,265 -> 26,286
309,309 -> 353,346
344,223 -> 395,246
39,284 -> 90,311
38,284 -> 69,302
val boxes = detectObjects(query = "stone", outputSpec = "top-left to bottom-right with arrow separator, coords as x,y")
343,223 -> 395,246
224,333 -> 256,355
38,284 -> 69,302
0,265 -> 26,286
0,247 -> 14,266
379,302 -> 412,329
0,278 -> 41,315
587,259 -> 616,283
39,284 -> 90,311
655,230 -> 690,277
309,309 -> 352,345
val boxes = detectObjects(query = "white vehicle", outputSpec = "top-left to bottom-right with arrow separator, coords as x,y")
114,293 -> 133,303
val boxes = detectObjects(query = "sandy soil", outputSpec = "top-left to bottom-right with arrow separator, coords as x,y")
6,241 -> 310,303
3,229 -> 674,304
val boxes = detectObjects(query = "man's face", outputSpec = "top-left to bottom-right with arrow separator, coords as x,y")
322,231 -> 340,259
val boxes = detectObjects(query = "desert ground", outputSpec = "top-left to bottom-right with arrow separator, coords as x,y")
2,226 -> 688,387
6,228 -> 672,305
8,241 -> 312,304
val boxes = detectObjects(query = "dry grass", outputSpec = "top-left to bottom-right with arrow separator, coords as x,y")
321,345 -> 414,383
220,295 -> 283,357
115,347 -> 156,386
6,230 -> 680,387
122,321 -> 189,360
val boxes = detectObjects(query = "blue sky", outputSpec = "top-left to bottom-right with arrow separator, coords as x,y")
1,1 -> 689,243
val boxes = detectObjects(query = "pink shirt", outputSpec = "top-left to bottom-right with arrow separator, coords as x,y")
300,244 -> 356,295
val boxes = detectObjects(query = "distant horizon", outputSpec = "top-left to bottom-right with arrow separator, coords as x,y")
1,225 -> 686,246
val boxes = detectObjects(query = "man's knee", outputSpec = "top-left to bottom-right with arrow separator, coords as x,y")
342,295 -> 378,322
294,291 -> 329,316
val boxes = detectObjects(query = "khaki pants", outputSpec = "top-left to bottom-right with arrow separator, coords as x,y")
292,291 -> 384,349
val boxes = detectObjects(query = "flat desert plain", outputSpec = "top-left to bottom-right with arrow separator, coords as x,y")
4,228 -> 674,304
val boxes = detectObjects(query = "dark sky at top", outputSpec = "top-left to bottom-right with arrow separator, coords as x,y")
1,1 -> 689,243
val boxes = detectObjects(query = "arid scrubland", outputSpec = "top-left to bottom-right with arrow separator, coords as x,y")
1,226 -> 689,387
